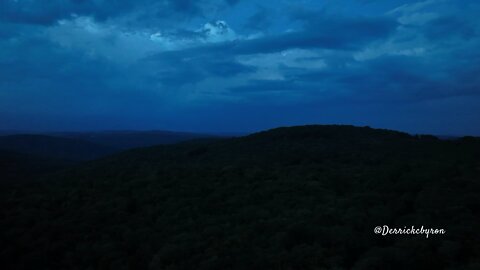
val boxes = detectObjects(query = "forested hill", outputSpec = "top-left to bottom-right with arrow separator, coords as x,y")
1,125 -> 480,270
0,131 -> 217,162
0,150 -> 72,183
51,130 -> 216,150
0,134 -> 117,161
76,125 -> 438,169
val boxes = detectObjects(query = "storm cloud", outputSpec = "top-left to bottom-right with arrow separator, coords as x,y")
1,0 -> 480,134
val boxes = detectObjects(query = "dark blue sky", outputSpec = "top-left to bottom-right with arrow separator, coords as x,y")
1,0 -> 479,135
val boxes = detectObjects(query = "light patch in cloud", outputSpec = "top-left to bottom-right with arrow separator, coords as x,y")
354,41 -> 426,61
48,16 -> 161,62
387,0 -> 442,26
199,20 -> 238,43
387,0 -> 439,16
149,20 -> 239,50
48,17 -> 243,63
398,12 -> 439,25
149,31 -> 197,51
237,49 -> 327,80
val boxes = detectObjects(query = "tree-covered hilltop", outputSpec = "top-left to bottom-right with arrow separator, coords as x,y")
1,125 -> 480,270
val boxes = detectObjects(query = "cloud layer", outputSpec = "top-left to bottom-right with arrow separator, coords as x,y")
1,0 -> 480,134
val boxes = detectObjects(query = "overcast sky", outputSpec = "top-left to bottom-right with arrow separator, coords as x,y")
1,0 -> 479,135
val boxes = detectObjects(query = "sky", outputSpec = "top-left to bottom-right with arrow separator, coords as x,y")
0,0 -> 479,135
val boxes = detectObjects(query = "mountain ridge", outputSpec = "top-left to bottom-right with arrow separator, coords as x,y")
1,125 -> 480,270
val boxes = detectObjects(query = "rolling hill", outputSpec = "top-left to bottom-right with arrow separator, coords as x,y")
0,134 -> 117,161
50,130 -> 217,150
1,125 -> 479,270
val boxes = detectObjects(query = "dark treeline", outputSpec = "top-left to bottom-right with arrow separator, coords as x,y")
1,125 -> 479,269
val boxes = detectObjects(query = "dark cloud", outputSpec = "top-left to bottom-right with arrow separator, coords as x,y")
264,53 -> 480,103
1,0 -> 480,134
423,16 -> 477,41
142,55 -> 256,88
205,60 -> 256,77
0,0 -> 133,25
147,15 -> 398,64
143,14 -> 398,92
244,6 -> 271,31
233,17 -> 397,53
230,80 -> 300,93
0,0 -> 235,26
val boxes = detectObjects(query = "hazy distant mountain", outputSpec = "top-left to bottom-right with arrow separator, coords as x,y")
2,125 -> 479,269
50,130 -> 217,150
436,135 -> 461,140
0,134 -> 117,161
0,130 -> 218,161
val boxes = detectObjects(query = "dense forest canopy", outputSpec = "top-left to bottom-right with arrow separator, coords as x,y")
1,125 -> 479,270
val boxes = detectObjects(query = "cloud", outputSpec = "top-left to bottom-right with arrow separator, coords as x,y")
197,20 -> 239,43
244,6 -> 272,31
1,0 -> 480,134
0,0 -> 235,26
387,0 -> 438,15
236,16 -> 398,53
0,0 -> 135,25
145,15 -> 398,65
204,60 -> 256,77
423,16 -> 477,41
141,52 -> 256,88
